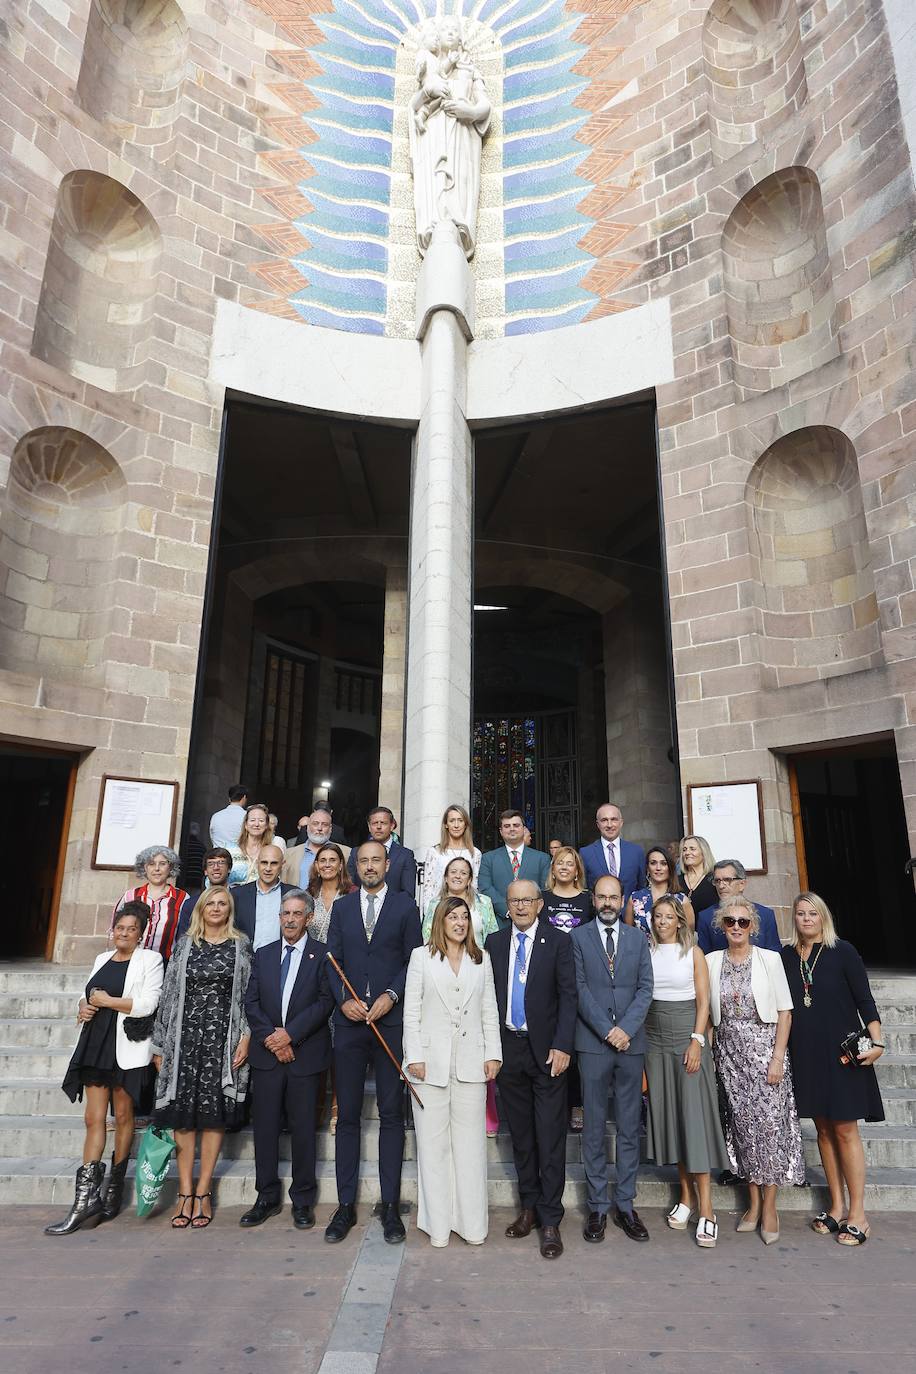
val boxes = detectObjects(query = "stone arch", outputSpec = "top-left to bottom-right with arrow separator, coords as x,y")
721,166 -> 838,398
746,425 -> 881,685
0,427 -> 127,679
76,0 -> 189,143
702,0 -> 807,161
31,171 -> 162,393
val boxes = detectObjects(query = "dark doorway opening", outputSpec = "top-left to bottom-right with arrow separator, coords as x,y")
0,744 -> 76,958
790,740 -> 916,968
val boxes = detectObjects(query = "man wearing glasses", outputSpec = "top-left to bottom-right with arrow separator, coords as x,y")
696,860 -> 783,955
485,880 -> 577,1259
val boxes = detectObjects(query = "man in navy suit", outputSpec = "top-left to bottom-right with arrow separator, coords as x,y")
579,802 -> 646,906
478,809 -> 551,929
571,873 -> 654,1243
326,840 -> 422,1245
346,806 -> 417,897
241,890 -> 334,1230
696,860 -> 783,954
230,847 -> 295,948
486,879 -> 577,1259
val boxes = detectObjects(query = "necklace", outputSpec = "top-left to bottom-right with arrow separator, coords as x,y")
799,943 -> 824,1007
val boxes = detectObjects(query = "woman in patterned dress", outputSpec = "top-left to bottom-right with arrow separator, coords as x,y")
625,845 -> 696,938
306,842 -> 353,1131
706,894 -> 804,1244
151,886 -> 251,1229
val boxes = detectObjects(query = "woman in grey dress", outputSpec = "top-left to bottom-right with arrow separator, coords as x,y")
707,895 -> 803,1244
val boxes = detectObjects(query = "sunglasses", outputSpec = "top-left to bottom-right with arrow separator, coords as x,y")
722,915 -> 751,929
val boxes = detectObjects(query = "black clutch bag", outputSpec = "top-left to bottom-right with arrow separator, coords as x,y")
123,1012 -> 156,1042
839,1029 -> 873,1067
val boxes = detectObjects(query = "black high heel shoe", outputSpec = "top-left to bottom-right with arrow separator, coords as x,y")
171,1193 -> 194,1229
191,1192 -> 213,1228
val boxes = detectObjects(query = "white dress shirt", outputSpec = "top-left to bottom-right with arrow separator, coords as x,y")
505,845 -> 524,876
280,931 -> 308,1024
597,917 -> 617,962
210,801 -> 245,848
604,838 -> 620,875
253,880 -> 283,951
506,922 -> 538,1031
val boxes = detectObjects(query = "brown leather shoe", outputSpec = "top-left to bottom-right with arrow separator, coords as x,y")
539,1224 -> 563,1259
583,1211 -> 607,1243
613,1207 -> 649,1242
505,1208 -> 537,1238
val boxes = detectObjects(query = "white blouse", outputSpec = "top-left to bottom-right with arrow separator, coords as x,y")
650,943 -> 696,1001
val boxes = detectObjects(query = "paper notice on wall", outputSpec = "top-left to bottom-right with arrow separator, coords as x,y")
108,782 -> 141,830
93,777 -> 178,869
140,789 -> 163,817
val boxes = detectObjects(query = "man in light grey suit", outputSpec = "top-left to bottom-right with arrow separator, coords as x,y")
478,809 -> 551,929
571,873 -> 653,1244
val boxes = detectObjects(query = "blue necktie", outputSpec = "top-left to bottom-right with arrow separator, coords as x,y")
511,931 -> 527,1029
280,943 -> 295,998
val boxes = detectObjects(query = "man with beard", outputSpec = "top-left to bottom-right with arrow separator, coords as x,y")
283,804 -> 349,886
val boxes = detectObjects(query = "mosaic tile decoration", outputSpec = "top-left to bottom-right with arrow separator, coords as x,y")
248,0 -> 645,334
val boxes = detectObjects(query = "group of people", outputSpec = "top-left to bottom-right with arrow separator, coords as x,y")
45,796 -> 885,1257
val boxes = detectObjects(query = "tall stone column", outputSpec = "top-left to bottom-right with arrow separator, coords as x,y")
378,563 -> 407,810
402,222 -> 474,851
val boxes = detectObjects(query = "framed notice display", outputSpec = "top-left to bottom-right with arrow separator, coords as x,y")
91,775 -> 180,870
686,779 -> 767,875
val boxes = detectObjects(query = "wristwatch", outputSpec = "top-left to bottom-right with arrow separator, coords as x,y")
690,1032 -> 705,1046
384,988 -> 399,1004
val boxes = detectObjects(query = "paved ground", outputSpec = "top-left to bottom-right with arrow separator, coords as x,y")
2,1203 -> 914,1373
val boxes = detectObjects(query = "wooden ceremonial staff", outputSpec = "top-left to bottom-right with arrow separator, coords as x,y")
325,951 -> 424,1109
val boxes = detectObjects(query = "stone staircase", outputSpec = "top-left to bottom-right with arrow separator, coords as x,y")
2,961 -> 916,1212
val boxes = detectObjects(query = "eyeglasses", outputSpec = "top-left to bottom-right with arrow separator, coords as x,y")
509,897 -> 539,907
713,876 -> 740,886
722,916 -> 751,929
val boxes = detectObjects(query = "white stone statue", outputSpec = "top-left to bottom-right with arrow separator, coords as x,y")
408,16 -> 491,260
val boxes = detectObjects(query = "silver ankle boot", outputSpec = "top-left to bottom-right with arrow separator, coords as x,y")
44,1161 -> 106,1236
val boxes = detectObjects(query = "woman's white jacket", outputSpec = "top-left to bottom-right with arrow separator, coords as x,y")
80,947 -> 164,1069
402,946 -> 502,1086
706,946 -> 793,1027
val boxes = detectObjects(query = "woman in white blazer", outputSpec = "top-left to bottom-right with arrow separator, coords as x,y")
46,900 -> 164,1236
706,895 -> 804,1244
403,895 -> 502,1247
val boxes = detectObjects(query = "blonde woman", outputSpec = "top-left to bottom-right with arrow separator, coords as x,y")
782,893 -> 884,1246
228,803 -> 286,884
679,835 -> 717,918
404,896 -> 501,1247
421,856 -> 497,944
543,846 -> 591,933
644,897 -> 728,1248
151,886 -> 251,1229
420,804 -> 481,912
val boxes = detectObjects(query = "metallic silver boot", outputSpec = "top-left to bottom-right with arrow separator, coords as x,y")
100,1156 -> 128,1223
44,1161 -> 106,1236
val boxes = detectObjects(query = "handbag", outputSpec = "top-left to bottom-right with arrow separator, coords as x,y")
134,1124 -> 176,1217
122,1012 -> 155,1042
839,1029 -> 873,1067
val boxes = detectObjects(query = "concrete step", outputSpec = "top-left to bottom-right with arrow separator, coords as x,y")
0,1078 -> 389,1118
0,967 -> 90,995
0,993 -> 86,1019
882,1023 -> 916,1055
879,1088 -> 916,1125
0,1018 -> 78,1048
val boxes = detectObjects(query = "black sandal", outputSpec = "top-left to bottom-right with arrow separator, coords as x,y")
811,1211 -> 841,1234
191,1192 -> 213,1229
171,1193 -> 194,1229
837,1222 -> 869,1246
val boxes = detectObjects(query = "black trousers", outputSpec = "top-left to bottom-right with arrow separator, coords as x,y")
251,1065 -> 321,1207
498,1033 -> 567,1227
334,1021 -> 405,1206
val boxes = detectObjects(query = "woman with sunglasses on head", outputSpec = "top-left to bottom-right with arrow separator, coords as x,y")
706,894 -> 804,1243
626,845 -> 696,938
782,893 -> 884,1246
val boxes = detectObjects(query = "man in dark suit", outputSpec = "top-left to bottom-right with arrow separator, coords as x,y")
326,840 -> 422,1245
241,889 -> 334,1230
485,878 -> 577,1259
571,873 -> 654,1243
478,809 -> 551,929
579,802 -> 646,906
346,806 -> 416,897
231,847 -> 295,948
696,859 -> 783,954
176,847 -> 233,938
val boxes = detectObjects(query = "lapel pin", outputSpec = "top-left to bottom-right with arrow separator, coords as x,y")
309,953 -> 315,959
540,937 -> 546,944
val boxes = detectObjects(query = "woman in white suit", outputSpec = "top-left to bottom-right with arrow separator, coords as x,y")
46,900 -> 164,1235
404,896 -> 502,1247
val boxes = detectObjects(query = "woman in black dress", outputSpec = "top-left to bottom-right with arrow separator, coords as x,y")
45,901 -> 163,1235
679,835 -> 717,919
782,892 -> 885,1246
152,886 -> 251,1229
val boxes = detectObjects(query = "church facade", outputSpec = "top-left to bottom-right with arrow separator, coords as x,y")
3,0 -> 916,965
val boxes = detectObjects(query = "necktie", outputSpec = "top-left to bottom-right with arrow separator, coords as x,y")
605,925 -> 616,977
511,930 -> 527,1029
364,893 -> 376,940
510,849 -> 521,878
280,943 -> 295,996
607,843 -> 617,878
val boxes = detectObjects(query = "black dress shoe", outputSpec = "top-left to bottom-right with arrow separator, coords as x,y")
505,1207 -> 537,1238
324,1203 -> 357,1243
612,1207 -> 649,1242
381,1202 -> 406,1245
292,1204 -> 315,1230
539,1224 -> 563,1259
239,1196 -> 282,1228
583,1211 -> 607,1243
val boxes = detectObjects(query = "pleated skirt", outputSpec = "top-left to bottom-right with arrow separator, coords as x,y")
644,998 -> 730,1175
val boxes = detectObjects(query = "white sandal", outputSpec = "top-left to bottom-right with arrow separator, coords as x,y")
666,1202 -> 692,1230
695,1216 -> 718,1248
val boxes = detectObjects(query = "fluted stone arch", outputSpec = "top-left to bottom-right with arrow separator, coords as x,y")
77,0 -> 189,143
702,0 -> 807,161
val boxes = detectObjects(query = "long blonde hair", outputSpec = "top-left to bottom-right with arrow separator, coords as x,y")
187,885 -> 243,946
427,896 -> 482,965
791,891 -> 838,950
236,803 -> 276,851
679,834 -> 715,877
648,896 -> 694,957
438,804 -> 474,854
545,845 -> 586,892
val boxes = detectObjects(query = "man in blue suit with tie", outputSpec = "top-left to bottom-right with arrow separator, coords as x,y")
326,840 -> 422,1245
346,806 -> 417,897
571,873 -> 654,1244
478,809 -> 551,929
579,802 -> 646,906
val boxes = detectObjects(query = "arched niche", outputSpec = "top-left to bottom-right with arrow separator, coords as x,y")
702,0 -> 807,161
0,427 -> 127,679
746,426 -> 881,685
76,0 -> 189,143
722,166 -> 838,398
31,171 -> 162,393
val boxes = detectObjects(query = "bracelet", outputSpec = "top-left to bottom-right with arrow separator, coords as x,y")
872,1041 -> 885,1049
